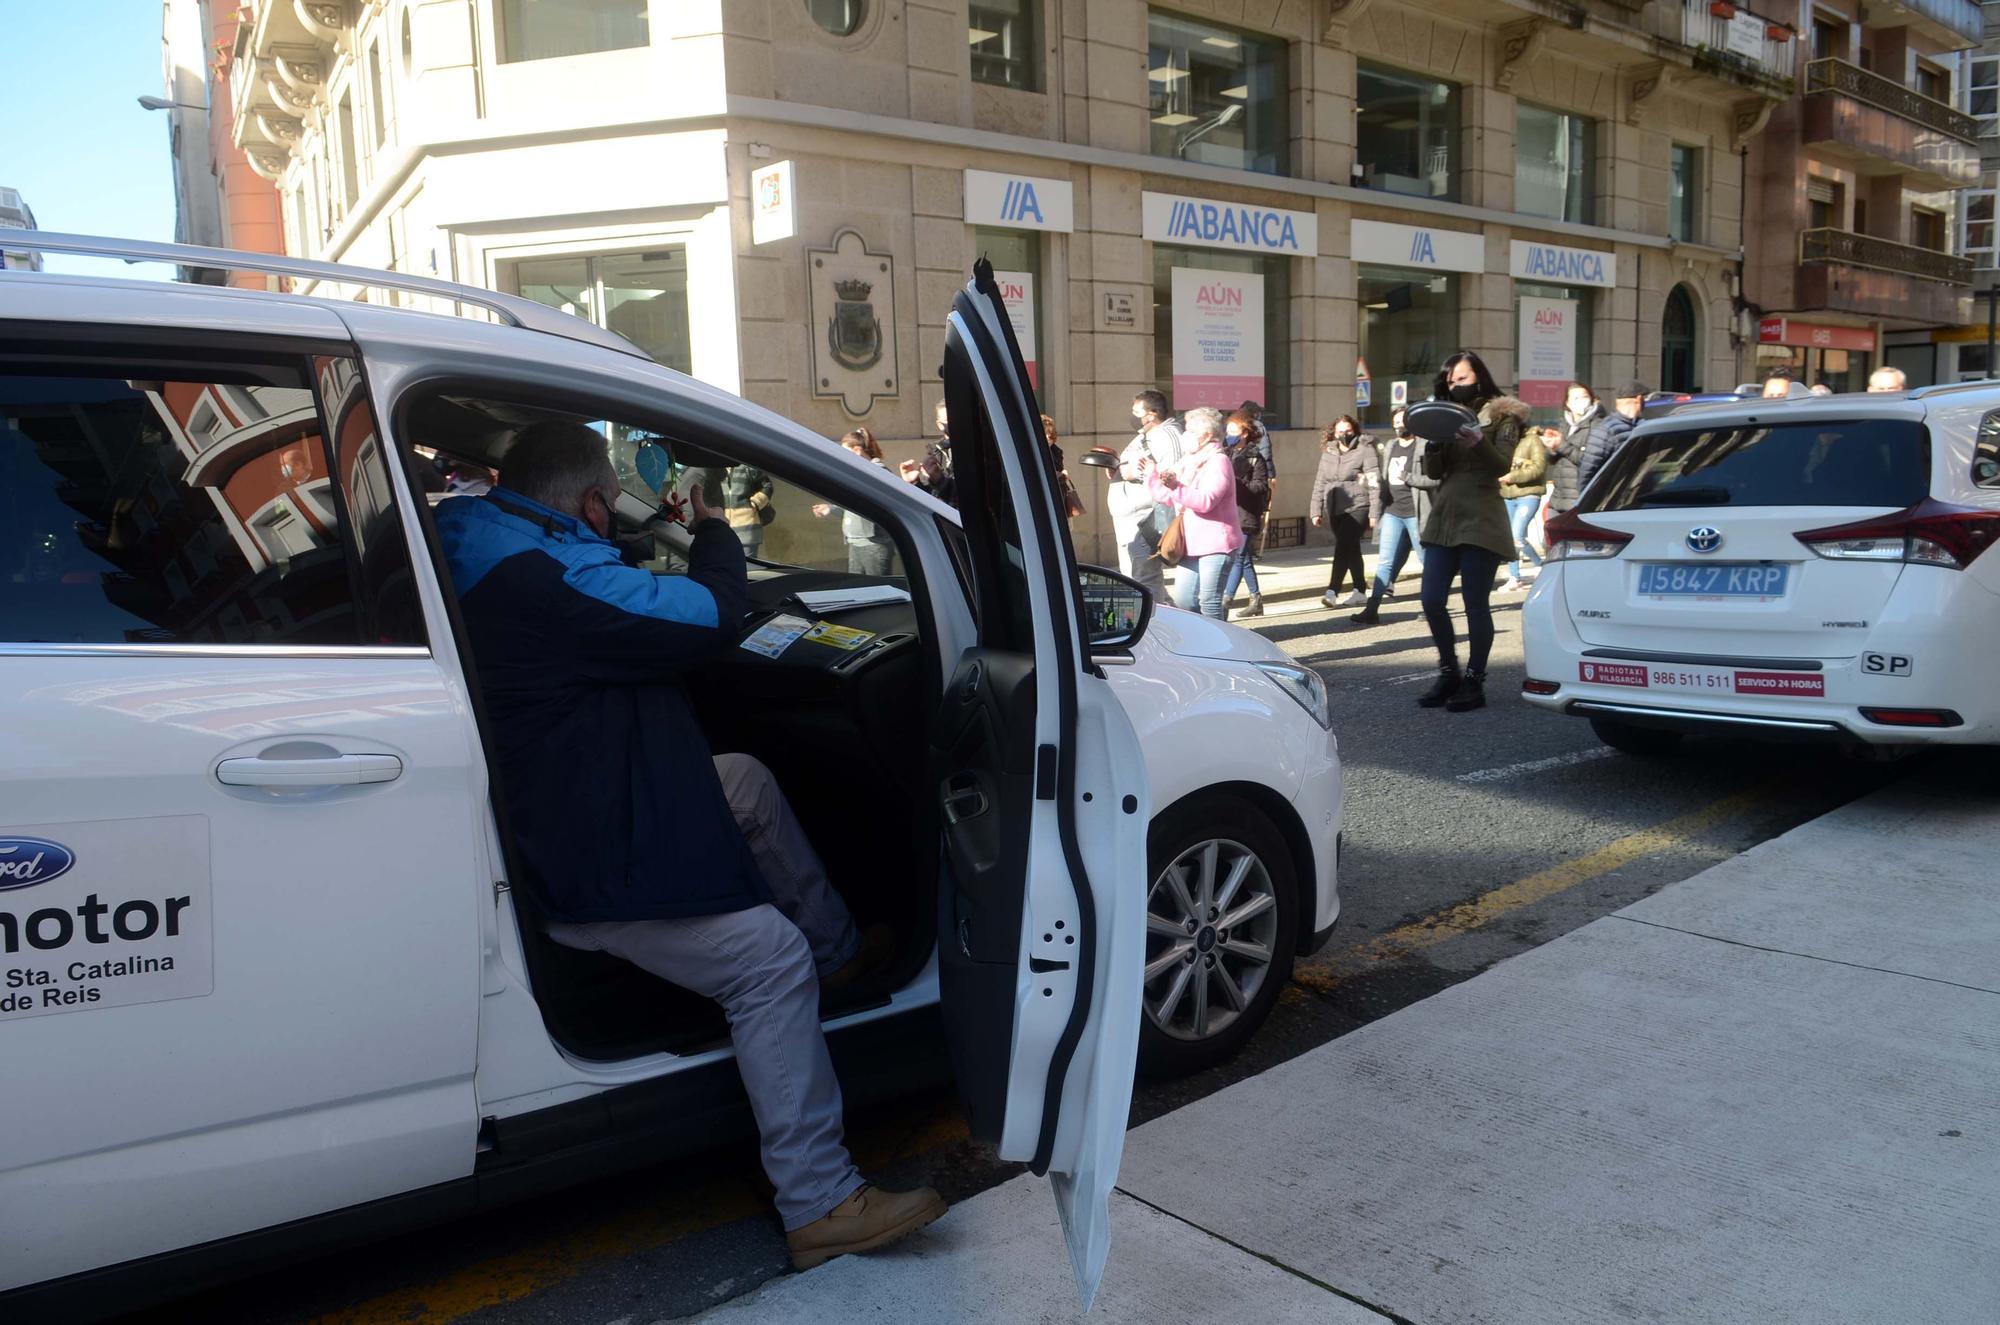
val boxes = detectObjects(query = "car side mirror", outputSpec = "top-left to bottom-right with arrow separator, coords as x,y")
1078,565 -> 1152,656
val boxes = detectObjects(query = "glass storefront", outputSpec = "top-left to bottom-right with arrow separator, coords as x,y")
1515,105 -> 1595,225
1146,11 -> 1287,175
1356,63 -> 1459,201
1357,264 -> 1458,427
1514,280 -> 1595,426
974,226 -> 1045,391
1767,346 -> 1874,394
506,247 -> 693,373
1152,244 -> 1292,422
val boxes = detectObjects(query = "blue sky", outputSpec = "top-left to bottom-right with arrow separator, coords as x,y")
1,0 -> 177,275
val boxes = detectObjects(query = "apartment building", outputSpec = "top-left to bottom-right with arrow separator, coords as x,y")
1743,0 -> 1983,391
194,0 -> 1795,551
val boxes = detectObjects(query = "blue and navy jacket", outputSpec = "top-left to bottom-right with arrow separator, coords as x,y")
435,489 -> 769,922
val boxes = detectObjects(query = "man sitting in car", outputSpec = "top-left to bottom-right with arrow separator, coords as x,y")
433,420 -> 944,1270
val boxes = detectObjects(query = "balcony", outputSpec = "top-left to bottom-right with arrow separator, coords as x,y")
1677,0 -> 1798,97
1803,59 -> 1980,191
1797,228 -> 1973,326
1866,0 -> 1984,48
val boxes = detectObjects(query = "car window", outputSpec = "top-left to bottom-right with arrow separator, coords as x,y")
0,359 -> 423,647
1583,419 -> 1930,513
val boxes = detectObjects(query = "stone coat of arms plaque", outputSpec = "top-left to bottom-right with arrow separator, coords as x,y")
808,228 -> 899,416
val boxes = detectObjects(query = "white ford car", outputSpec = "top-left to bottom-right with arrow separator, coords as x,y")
0,237 -> 1340,1315
1523,388 -> 2000,750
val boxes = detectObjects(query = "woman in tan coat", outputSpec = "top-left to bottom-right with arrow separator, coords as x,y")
1417,351 -> 1528,713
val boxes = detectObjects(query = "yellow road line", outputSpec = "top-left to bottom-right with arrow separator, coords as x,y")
1292,788 -> 1767,994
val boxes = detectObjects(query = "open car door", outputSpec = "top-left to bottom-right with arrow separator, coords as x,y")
934,262 -> 1148,1309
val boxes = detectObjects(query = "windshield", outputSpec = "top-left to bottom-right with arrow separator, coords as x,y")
1583,419 -> 1930,513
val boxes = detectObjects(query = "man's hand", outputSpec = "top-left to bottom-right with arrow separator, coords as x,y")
1311,514 -> 1324,527
688,482 -> 720,526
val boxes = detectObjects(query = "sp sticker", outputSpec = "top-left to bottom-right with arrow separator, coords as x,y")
1862,653 -> 1913,677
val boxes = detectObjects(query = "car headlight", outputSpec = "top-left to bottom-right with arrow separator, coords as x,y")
1253,660 -> 1331,730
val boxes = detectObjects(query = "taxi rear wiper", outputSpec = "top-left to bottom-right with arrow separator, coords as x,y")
1634,486 -> 1732,506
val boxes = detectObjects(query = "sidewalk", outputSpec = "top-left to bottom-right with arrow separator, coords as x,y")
688,766 -> 2000,1323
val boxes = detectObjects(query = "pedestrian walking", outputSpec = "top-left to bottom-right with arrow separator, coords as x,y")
1349,405 -> 1426,626
1238,398 -> 1274,480
812,428 -> 897,575
1042,414 -> 1085,520
1221,408 -> 1271,619
1577,380 -> 1645,493
1107,390 -> 1184,598
1416,350 -> 1525,714
899,400 -> 957,505
1498,411 -> 1550,593
1542,382 -> 1598,516
1141,406 -> 1240,620
718,464 -> 776,559
1309,415 -> 1380,608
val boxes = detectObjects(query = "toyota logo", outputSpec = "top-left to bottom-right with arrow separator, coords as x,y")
1687,526 -> 1723,553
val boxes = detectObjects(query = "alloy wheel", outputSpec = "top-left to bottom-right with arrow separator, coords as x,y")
1143,837 -> 1278,1042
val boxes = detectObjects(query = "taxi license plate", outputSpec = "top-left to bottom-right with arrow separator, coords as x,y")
1637,563 -> 1787,597
1577,661 -> 1825,698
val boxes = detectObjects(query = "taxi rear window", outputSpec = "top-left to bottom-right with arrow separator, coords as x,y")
1583,419 -> 1930,513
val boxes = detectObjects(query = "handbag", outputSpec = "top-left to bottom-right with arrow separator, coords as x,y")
1153,510 -> 1187,566
1059,472 -> 1086,520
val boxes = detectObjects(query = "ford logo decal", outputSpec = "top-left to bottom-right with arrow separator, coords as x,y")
1687,526 -> 1723,554
0,838 -> 76,891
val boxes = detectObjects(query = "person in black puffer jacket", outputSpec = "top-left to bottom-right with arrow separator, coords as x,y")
1544,382 -> 1600,515
1578,379 -> 1646,494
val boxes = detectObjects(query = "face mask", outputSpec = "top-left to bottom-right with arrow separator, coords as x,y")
1226,430 -> 1242,444
1448,382 -> 1481,405
1334,432 -> 1352,445
1393,425 -> 1409,439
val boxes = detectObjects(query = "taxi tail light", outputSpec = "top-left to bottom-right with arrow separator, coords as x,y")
1859,707 -> 1964,728
1544,509 -> 1633,561
1795,499 -> 2000,570
1522,678 -> 1561,695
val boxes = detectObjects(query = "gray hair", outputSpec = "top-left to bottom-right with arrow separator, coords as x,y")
1183,406 -> 1225,441
501,419 -> 618,516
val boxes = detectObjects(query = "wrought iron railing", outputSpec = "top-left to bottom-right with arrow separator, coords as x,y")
1800,228 -> 1974,285
1806,58 -> 1980,144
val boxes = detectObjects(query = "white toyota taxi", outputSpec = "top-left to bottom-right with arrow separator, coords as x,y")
0,237 -> 1341,1316
1523,387 -> 2000,751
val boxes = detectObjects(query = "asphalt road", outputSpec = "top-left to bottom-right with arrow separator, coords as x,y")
116,583 -> 1916,1325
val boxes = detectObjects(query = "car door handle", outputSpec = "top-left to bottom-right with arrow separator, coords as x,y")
216,753 -> 404,787
941,777 -> 989,825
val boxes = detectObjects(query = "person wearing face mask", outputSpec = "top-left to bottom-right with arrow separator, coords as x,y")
1578,379 -> 1646,493
1106,390 -> 1183,599
1221,408 -> 1272,619
1414,351 -> 1526,713
1308,414 -> 1381,609
1141,406 -> 1240,620
1542,382 -> 1599,517
1349,406 -> 1427,625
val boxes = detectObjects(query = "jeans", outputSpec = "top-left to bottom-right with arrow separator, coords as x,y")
1171,552 -> 1230,619
1506,496 -> 1546,580
548,754 -> 864,1232
1222,537 -> 1262,602
1369,511 -> 1422,597
1420,544 -> 1503,675
1327,513 -> 1368,594
1115,522 -> 1168,599
846,538 -> 895,576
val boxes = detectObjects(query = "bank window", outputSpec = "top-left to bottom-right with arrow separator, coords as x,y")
1964,190 -> 1995,268
1516,104 -> 1594,225
0,359 -> 423,647
497,0 -> 649,63
1356,63 -> 1459,201
1670,145 -> 1701,244
1357,265 -> 1458,428
1969,59 -> 1998,133
1152,245 -> 1292,423
506,248 -> 693,374
974,227 -> 1045,393
970,1 -> 1038,92
1146,11 -> 1288,175
1514,282 -> 1595,427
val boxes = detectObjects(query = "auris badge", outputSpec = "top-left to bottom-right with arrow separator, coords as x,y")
1687,526 -> 1723,553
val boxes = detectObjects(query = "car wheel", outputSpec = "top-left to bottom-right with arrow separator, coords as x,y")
1138,795 -> 1298,1078
1590,718 -> 1684,757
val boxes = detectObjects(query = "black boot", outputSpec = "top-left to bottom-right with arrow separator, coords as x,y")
1417,663 -> 1460,707
1446,669 -> 1487,712
1350,590 -> 1382,625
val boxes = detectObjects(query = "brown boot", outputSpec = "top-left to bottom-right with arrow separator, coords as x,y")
786,1183 -> 947,1270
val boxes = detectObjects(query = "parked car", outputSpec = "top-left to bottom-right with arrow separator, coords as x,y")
0,236 -> 1341,1315
1522,388 -> 2000,751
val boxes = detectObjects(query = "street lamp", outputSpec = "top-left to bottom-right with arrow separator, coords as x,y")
136,95 -> 206,111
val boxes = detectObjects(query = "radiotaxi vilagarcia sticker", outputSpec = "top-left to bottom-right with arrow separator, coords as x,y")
1,817 -> 213,1020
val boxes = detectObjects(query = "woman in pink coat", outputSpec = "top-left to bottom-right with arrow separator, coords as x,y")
1143,405 -> 1243,619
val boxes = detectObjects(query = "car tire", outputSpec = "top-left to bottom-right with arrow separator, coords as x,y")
1590,718 -> 1684,757
1137,795 -> 1298,1079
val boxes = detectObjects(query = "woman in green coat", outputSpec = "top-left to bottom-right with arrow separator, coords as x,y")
1417,351 -> 1529,713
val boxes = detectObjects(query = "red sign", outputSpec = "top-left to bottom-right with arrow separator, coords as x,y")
1734,671 -> 1826,697
1756,318 -> 1875,352
1579,661 -> 1649,688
